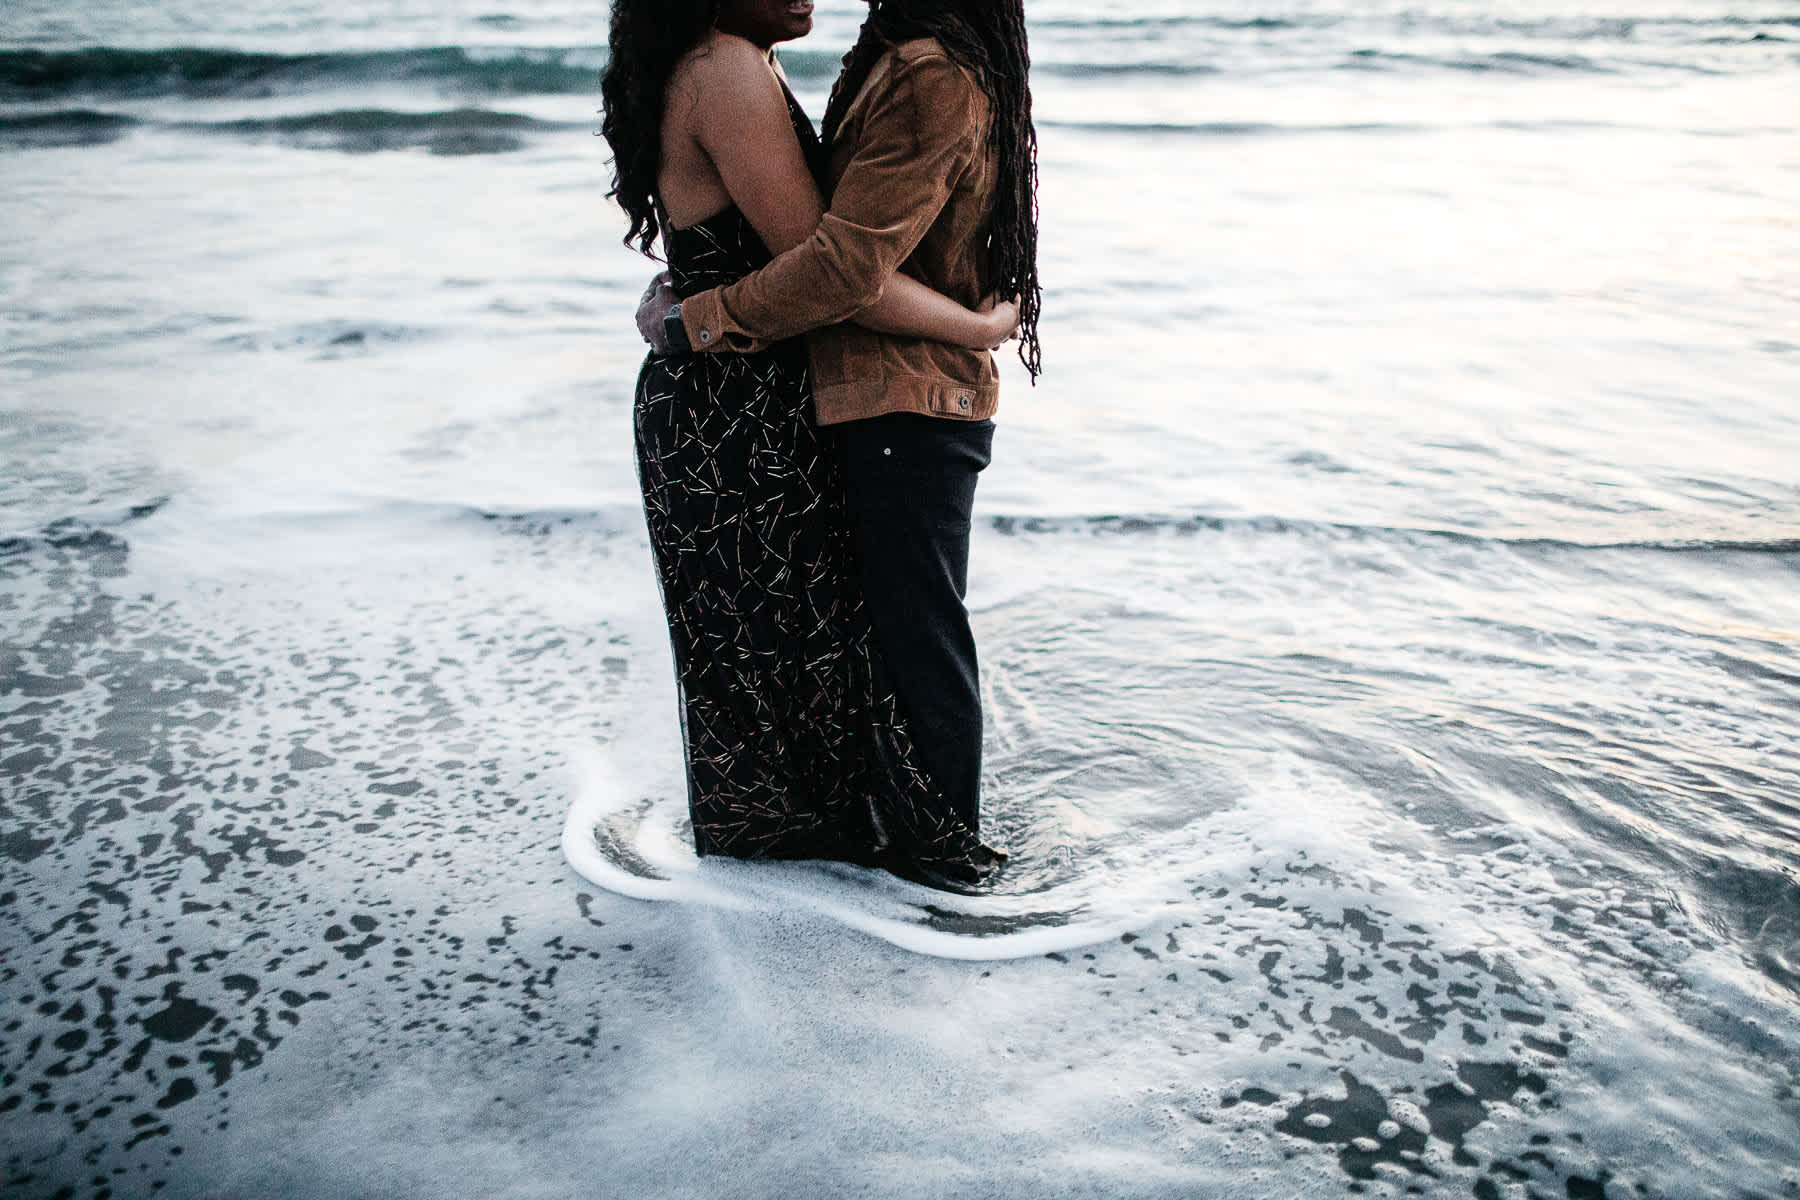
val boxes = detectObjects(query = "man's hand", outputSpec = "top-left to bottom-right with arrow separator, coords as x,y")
636,271 -> 679,353
976,293 -> 1021,350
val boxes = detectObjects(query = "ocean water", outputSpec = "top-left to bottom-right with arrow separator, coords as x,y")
3,0 -> 1798,1195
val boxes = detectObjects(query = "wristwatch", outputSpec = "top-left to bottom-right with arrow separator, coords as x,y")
663,303 -> 692,355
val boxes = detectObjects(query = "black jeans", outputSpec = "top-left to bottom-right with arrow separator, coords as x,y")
838,413 -> 994,837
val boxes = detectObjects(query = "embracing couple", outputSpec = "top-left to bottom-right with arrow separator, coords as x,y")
601,0 -> 1040,892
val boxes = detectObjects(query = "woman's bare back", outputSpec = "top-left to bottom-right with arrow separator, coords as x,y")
656,32 -> 811,234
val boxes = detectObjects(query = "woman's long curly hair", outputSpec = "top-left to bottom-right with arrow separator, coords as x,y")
823,0 -> 1042,379
600,0 -> 720,257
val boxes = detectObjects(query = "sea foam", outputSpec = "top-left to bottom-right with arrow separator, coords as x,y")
560,743 -> 1166,961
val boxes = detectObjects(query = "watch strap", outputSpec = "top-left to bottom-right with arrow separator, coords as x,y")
663,303 -> 692,355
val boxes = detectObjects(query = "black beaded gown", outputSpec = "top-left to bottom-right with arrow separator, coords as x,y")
632,83 -> 996,882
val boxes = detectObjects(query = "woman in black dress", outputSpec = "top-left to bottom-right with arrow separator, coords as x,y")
600,0 -> 1015,885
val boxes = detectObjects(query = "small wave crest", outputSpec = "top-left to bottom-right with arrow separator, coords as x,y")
0,45 -> 606,102
1,26 -> 1779,108
0,108 -> 137,148
1040,60 -> 1222,79
1035,15 -> 1317,32
15,504 -> 1789,568
1039,118 -> 1425,137
199,107 -> 550,155
21,503 -> 1792,568
988,512 -> 1800,556
214,319 -> 439,353
1342,48 -> 1611,74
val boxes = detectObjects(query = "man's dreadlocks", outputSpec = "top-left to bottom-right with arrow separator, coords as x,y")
823,0 -> 1042,379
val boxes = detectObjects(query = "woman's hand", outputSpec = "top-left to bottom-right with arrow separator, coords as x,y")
636,271 -> 677,352
976,293 -> 1021,350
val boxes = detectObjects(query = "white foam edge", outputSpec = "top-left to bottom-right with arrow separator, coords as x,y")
558,744 -> 1156,961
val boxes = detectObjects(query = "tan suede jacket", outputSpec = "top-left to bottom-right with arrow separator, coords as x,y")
679,38 -> 1000,426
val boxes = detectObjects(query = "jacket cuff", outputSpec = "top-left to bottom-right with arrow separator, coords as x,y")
680,290 -> 727,353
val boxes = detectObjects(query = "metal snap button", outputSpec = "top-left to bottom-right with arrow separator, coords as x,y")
956,392 -> 970,409
698,329 -> 712,345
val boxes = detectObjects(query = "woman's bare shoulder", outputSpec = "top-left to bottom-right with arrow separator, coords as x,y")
673,30 -> 779,93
